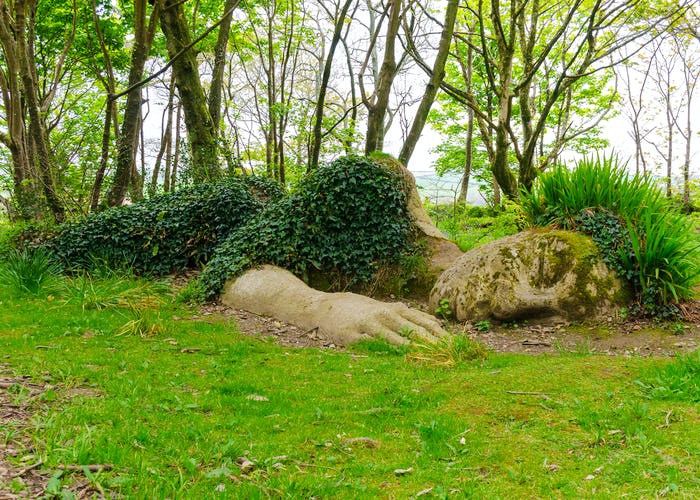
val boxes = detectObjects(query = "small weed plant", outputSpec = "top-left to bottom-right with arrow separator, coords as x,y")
406,333 -> 488,367
434,298 -> 453,319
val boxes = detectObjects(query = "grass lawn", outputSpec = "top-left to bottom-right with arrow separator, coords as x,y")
1,276 -> 699,498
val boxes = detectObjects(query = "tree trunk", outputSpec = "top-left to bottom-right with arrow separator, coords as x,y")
90,102 -> 115,211
170,101 -> 183,191
0,5 -> 42,220
208,0 -> 239,134
151,78 -> 176,196
160,0 -> 220,183
15,0 -> 64,222
399,0 -> 458,166
309,0 -> 354,171
460,109 -> 474,203
108,0 -> 161,206
364,0 -> 401,155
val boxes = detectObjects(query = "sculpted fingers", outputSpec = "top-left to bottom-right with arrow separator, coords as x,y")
399,308 -> 449,339
372,326 -> 410,346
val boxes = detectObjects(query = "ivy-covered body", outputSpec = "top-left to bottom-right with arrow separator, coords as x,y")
50,156 -> 421,302
196,156 -> 417,300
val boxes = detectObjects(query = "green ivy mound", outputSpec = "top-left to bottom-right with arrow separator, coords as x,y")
522,155 -> 700,317
50,177 -> 279,275
195,155 -> 416,301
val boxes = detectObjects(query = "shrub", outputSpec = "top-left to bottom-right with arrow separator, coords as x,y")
522,154 -> 700,315
521,154 -> 666,227
49,177 -> 276,275
195,155 -> 416,300
0,221 -> 58,259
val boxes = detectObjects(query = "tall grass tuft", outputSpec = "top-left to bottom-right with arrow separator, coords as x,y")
521,154 -> 665,227
522,154 -> 700,313
624,212 -> 700,307
0,247 -> 63,296
406,334 -> 488,367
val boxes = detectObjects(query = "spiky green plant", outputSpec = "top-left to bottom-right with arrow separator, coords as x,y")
521,154 -> 665,227
623,212 -> 700,306
0,248 -> 62,296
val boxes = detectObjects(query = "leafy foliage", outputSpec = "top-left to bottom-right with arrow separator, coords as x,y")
49,177 -> 276,275
521,155 -> 666,227
522,155 -> 700,315
427,201 -> 523,252
195,156 -> 416,300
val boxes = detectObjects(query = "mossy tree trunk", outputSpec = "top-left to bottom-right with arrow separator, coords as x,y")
108,0 -> 161,207
160,0 -> 220,184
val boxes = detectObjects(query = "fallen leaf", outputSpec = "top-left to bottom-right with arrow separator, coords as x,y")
246,394 -> 269,402
394,467 -> 413,476
236,457 -> 255,474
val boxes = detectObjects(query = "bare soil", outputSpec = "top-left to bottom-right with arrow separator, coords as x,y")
0,365 -> 106,499
202,300 -> 700,358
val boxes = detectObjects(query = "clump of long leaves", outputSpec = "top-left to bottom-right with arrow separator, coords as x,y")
623,212 -> 699,310
522,154 -> 666,227
0,247 -> 62,296
522,154 -> 700,315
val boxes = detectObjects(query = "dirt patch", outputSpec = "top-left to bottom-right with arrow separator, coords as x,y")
199,303 -> 339,349
462,321 -> 700,357
0,366 -> 51,499
0,365 -> 106,499
202,300 -> 700,357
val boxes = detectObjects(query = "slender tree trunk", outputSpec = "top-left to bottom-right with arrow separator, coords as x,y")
90,102 -> 115,211
489,1 -> 519,199
88,0 -> 120,211
364,0 -> 401,155
108,0 -> 161,206
151,79 -> 176,196
208,0 -> 240,134
0,5 -> 42,221
682,113 -> 691,208
170,101 -> 183,191
399,0 -> 458,166
460,110 -> 474,203
160,0 -> 220,183
309,0 -> 354,170
15,0 -> 64,222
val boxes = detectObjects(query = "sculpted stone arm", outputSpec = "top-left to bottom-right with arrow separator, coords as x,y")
221,265 -> 449,346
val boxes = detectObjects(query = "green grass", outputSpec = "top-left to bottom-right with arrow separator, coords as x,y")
1,277 -> 700,498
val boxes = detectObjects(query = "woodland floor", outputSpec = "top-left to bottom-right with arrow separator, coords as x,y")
2,300 -> 699,498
